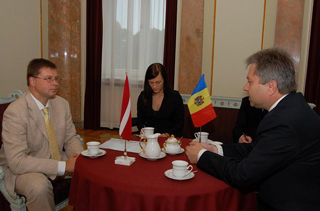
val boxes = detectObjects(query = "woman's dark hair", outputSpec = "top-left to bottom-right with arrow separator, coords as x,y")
143,63 -> 169,105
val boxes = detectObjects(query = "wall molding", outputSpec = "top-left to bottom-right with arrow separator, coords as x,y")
181,94 -> 241,109
181,94 -> 316,110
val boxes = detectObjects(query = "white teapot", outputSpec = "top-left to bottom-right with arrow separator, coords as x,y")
163,135 -> 181,154
139,133 -> 161,157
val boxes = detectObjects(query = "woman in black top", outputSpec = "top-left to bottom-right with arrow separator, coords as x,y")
137,63 -> 184,137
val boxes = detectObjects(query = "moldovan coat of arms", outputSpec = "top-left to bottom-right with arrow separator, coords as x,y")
194,96 -> 204,106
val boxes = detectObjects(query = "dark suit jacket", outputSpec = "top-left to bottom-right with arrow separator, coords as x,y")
232,96 -> 267,143
137,89 -> 184,136
198,92 -> 320,210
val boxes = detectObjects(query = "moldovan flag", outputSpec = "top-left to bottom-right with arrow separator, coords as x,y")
187,74 -> 217,127
119,74 -> 132,140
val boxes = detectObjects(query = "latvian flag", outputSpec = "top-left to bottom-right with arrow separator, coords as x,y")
119,74 -> 132,140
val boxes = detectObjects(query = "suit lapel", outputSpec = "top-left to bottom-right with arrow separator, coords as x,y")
25,92 -> 48,139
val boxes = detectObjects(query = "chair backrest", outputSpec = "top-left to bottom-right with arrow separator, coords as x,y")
0,90 -> 23,104
0,103 -> 11,146
0,90 -> 23,146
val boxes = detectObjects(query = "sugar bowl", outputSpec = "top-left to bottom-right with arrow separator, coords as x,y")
163,135 -> 182,155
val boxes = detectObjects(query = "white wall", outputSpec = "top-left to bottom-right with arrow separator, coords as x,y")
201,0 -> 313,99
0,0 -> 41,96
202,0 -> 273,99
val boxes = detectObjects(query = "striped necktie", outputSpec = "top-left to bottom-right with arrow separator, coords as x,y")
43,107 -> 60,161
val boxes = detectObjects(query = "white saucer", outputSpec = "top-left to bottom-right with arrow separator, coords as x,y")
162,148 -> 185,155
164,169 -> 195,180
81,149 -> 106,158
193,139 -> 223,145
139,151 -> 166,161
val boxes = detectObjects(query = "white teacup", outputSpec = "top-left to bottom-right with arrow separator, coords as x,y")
142,127 -> 154,137
172,160 -> 193,178
194,132 -> 209,143
86,141 -> 100,155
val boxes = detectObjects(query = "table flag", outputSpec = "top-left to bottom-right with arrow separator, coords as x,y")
119,74 -> 132,140
187,74 -> 217,127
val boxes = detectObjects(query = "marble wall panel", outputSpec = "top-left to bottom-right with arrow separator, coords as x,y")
48,0 -> 81,123
178,0 -> 204,94
274,0 -> 304,78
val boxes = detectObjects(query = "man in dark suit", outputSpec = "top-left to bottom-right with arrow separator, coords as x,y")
232,96 -> 267,143
186,48 -> 320,210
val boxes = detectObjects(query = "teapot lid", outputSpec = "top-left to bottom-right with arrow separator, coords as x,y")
166,135 -> 178,143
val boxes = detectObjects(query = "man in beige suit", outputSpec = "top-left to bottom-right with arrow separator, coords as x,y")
0,58 -> 84,210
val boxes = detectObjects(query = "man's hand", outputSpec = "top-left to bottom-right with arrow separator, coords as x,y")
185,141 -> 204,164
65,153 -> 80,173
239,135 -> 252,143
200,142 -> 217,153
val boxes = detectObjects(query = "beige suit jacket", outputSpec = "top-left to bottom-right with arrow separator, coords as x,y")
0,91 -> 83,197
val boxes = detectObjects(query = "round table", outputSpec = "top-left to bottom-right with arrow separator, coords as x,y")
69,138 -> 257,211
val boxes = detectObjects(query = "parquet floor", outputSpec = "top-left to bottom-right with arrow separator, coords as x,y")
60,128 -> 121,211
76,128 -> 121,145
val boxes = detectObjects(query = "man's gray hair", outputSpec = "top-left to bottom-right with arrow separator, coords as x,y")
246,48 -> 297,94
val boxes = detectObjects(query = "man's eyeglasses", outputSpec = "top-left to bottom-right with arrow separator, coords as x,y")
34,76 -> 62,83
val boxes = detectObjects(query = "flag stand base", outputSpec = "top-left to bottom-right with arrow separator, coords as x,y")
115,156 -> 136,166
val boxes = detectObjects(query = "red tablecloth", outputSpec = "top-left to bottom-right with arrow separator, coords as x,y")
69,138 -> 257,211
